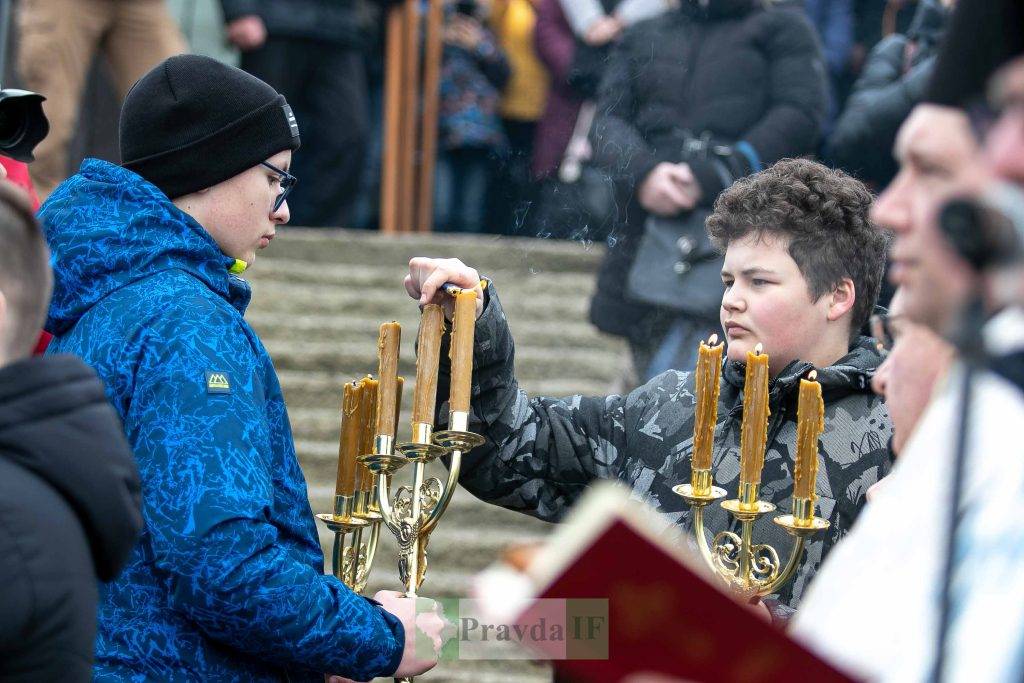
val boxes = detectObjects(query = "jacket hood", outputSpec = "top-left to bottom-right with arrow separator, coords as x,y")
40,158 -> 250,336
680,0 -> 755,20
0,354 -> 141,580
724,335 -> 881,401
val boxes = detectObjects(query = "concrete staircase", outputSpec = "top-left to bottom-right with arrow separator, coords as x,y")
244,229 -> 628,682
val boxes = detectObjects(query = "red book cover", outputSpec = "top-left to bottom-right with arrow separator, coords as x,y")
504,484 -> 857,683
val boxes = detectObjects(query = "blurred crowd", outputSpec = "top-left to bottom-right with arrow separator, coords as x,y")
9,0 -> 953,231
9,0 -> 966,387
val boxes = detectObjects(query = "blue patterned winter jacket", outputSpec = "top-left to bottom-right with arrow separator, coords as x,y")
40,159 -> 404,682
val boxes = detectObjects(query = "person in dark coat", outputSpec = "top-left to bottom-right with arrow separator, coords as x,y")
0,181 -> 142,681
220,0 -> 376,227
434,1 -> 510,233
586,0 -> 827,381
827,0 -> 953,189
405,159 -> 893,613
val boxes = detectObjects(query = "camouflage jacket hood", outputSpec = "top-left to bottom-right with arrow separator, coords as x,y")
442,287 -> 892,608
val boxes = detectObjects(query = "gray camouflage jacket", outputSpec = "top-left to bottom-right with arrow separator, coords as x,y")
437,287 -> 893,608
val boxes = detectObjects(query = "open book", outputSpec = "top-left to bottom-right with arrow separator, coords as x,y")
472,482 -> 857,682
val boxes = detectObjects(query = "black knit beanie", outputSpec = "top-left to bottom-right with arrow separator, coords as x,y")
120,55 -> 300,199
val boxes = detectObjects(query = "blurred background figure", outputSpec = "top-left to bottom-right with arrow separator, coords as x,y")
434,0 -> 509,233
870,287 -> 955,456
529,0 -> 672,241
828,0 -> 954,189
801,0 -> 854,134
487,0 -> 549,235
220,0 -> 377,227
851,0 -> 918,71
16,0 -> 186,200
586,0 -> 826,385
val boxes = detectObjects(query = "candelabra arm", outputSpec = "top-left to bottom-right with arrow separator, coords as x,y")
760,535 -> 806,597
363,520 -> 381,578
422,449 -> 461,535
674,483 -> 727,576
331,531 -> 344,580
690,502 -> 718,572
372,472 -> 400,532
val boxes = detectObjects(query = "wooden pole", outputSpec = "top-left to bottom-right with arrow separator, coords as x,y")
380,4 -> 405,234
398,0 -> 421,234
416,0 -> 444,233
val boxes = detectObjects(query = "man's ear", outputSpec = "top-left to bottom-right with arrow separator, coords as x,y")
827,278 -> 856,322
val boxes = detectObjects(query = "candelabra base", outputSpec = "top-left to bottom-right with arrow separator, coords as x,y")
432,429 -> 485,452
315,513 -> 370,534
353,508 -> 383,522
720,498 -> 777,520
359,453 -> 410,475
774,514 -> 831,535
395,441 -> 450,463
672,483 -> 727,506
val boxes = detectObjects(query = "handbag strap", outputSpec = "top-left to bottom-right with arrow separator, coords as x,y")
559,102 -> 597,183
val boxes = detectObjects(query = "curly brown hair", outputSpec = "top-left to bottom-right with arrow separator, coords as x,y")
705,158 -> 888,341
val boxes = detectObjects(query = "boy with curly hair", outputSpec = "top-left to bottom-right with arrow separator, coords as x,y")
405,158 -> 892,610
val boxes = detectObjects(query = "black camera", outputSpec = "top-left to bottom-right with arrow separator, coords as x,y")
0,89 -> 48,163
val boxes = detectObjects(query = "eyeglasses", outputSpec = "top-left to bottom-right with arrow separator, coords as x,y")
869,313 -> 903,354
261,161 -> 297,212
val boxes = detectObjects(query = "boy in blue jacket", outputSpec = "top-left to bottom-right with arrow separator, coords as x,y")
39,54 -> 443,682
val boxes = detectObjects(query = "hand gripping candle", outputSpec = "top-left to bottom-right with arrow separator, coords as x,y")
691,334 -> 724,495
738,343 -> 770,507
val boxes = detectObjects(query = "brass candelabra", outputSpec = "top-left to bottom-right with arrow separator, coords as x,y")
674,475 -> 829,598
316,286 -> 484,681
674,339 -> 830,598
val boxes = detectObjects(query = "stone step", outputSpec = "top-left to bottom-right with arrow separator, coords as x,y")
248,279 -> 592,325
267,228 -> 604,274
250,257 -> 601,292
264,338 -> 620,379
246,310 -> 622,354
279,373 -> 616,414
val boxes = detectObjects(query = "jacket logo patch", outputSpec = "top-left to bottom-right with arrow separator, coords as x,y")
206,371 -> 231,394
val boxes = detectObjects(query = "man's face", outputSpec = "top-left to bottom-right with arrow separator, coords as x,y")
720,232 -> 842,376
872,105 -> 983,332
202,150 -> 292,265
870,290 -> 954,455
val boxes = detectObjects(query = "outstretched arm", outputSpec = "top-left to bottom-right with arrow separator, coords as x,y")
406,258 -> 633,521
